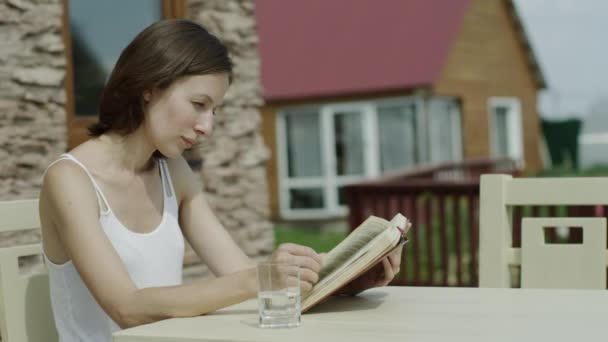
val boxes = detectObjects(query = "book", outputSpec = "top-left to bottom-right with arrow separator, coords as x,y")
301,213 -> 411,312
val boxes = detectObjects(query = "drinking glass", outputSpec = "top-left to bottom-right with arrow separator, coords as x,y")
257,262 -> 301,328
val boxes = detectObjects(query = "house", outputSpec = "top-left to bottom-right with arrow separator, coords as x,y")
255,0 -> 546,220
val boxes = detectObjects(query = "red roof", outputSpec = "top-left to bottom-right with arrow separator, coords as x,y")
254,0 -> 470,101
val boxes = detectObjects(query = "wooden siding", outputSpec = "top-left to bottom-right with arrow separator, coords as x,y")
260,105 -> 280,219
433,0 -> 543,171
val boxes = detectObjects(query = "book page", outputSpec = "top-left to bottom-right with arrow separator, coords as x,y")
302,226 -> 403,310
317,216 -> 390,280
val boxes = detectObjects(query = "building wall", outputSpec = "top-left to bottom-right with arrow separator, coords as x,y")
0,1 -> 66,248
433,0 -> 543,171
0,1 -> 273,276
186,0 -> 274,276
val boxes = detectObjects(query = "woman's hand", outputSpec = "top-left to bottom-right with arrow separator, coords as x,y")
267,243 -> 323,291
337,221 -> 411,296
340,246 -> 403,296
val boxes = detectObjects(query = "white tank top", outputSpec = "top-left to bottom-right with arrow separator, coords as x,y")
43,153 -> 185,342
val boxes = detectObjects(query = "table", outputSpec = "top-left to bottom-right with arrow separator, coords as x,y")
113,286 -> 608,341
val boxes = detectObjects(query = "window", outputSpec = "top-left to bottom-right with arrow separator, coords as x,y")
377,102 -> 419,171
279,107 -> 325,211
279,97 -> 450,219
488,97 -> 524,163
428,97 -> 463,163
63,0 -> 185,149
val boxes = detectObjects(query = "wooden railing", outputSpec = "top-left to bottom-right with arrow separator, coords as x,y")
345,159 -> 607,287
344,158 -> 520,287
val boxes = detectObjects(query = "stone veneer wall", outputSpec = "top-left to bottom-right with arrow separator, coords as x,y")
184,0 -> 274,278
0,0 -> 67,247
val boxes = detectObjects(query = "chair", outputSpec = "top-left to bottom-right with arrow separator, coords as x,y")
0,199 -> 58,342
479,174 -> 608,289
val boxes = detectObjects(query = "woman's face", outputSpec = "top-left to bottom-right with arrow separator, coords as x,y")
143,73 -> 229,158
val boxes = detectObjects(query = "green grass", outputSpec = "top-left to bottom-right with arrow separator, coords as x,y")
534,164 -> 608,177
274,225 -> 347,253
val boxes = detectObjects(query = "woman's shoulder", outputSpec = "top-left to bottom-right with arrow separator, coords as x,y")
164,155 -> 202,202
41,153 -> 99,206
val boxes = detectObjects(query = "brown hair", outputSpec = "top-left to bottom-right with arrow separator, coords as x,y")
89,19 -> 233,137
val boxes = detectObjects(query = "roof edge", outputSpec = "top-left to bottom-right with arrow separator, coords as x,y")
506,0 -> 548,89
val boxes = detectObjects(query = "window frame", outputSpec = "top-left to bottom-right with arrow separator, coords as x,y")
61,0 -> 186,150
428,97 -> 463,163
277,96 -> 427,219
488,96 -> 524,165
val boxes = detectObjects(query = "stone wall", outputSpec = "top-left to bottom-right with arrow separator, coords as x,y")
184,0 -> 274,277
0,0 -> 66,247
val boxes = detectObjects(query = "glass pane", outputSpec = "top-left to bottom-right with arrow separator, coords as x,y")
338,186 -> 347,206
377,104 -> 417,172
284,109 -> 322,177
429,99 -> 461,162
493,106 -> 510,157
289,188 -> 324,209
334,111 -> 364,176
69,0 -> 162,115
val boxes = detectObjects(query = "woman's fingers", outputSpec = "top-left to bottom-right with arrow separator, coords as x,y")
276,243 -> 323,265
299,268 -> 320,291
290,255 -> 321,274
381,258 -> 394,285
271,243 -> 323,290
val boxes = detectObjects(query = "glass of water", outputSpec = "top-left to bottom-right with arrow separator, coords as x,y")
257,262 -> 301,328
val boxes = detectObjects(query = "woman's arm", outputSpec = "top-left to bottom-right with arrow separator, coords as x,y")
167,157 -> 322,290
41,161 -> 258,329
167,157 -> 254,275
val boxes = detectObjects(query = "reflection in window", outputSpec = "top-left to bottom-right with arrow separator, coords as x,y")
333,111 -> 364,176
284,108 -> 322,178
289,188 -> 324,209
429,98 -> 462,163
69,0 -> 161,115
377,104 -> 418,172
493,106 -> 510,157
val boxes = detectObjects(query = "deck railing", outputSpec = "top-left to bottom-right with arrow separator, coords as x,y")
344,159 -> 519,287
345,159 -> 606,287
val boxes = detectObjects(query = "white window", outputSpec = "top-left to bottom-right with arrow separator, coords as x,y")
377,101 -> 420,171
277,96 -> 463,219
429,97 -> 463,163
488,97 -> 524,164
279,98 -> 417,219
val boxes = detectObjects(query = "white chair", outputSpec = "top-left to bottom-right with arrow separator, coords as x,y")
479,174 -> 608,289
0,199 -> 58,341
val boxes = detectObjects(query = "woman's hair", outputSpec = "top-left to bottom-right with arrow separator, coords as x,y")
88,19 -> 233,137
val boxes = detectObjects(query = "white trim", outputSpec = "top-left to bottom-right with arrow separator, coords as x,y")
488,97 -> 524,165
276,112 -> 290,217
363,104 -> 379,178
276,96 -> 429,219
321,106 -> 337,215
450,101 -> 464,161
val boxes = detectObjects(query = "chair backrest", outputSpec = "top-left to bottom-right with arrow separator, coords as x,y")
0,199 -> 58,342
479,174 -> 608,289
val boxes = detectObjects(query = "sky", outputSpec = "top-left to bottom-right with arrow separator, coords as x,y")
513,0 -> 608,119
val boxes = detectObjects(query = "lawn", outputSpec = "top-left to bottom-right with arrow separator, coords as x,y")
274,224 -> 347,253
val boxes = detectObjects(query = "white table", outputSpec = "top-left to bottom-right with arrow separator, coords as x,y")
113,286 -> 608,341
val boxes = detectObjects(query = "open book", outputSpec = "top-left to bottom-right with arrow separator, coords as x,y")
301,213 -> 411,312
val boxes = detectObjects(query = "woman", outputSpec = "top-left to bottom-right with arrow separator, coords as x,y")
39,19 -> 402,341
